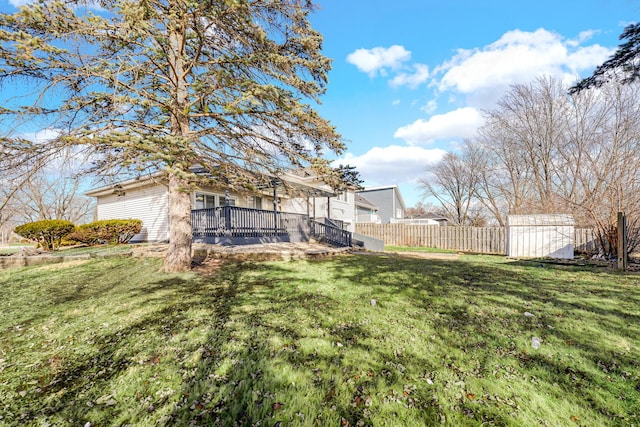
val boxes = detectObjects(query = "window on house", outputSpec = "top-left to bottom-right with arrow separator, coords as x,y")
247,196 -> 262,209
335,192 -> 348,202
196,191 -> 239,208
195,193 -> 217,209
396,208 -> 402,219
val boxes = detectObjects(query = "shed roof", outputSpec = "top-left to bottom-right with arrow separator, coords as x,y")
507,214 -> 575,226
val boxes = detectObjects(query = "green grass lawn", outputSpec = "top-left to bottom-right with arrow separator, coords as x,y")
1,254 -> 639,426
0,243 -> 137,256
0,243 -> 33,255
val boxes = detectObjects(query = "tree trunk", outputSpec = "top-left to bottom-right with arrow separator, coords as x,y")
163,9 -> 192,272
163,173 -> 193,272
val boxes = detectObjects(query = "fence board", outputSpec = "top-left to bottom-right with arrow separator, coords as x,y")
355,224 -> 597,255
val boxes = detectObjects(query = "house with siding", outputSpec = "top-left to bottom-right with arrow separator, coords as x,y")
85,171 -> 356,243
279,170 -> 357,232
354,193 -> 381,223
392,213 -> 449,226
355,185 -> 406,224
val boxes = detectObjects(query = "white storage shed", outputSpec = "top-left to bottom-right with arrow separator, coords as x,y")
507,214 -> 575,259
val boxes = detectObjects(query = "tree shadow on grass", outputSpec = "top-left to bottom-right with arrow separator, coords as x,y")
142,254 -> 640,426
2,260 -> 274,426
320,254 -> 640,424
5,255 -> 640,426
163,257 -> 515,426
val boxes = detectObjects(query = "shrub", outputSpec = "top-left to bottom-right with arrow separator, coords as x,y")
68,219 -> 142,245
66,227 -> 102,246
14,219 -> 76,251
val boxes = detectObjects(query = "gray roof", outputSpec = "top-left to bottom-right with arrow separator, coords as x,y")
357,185 -> 406,210
408,213 -> 449,221
354,193 -> 377,209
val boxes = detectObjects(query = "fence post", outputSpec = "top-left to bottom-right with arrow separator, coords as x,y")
617,212 -> 627,271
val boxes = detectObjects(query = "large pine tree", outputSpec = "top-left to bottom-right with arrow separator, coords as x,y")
0,0 -> 343,271
570,22 -> 640,92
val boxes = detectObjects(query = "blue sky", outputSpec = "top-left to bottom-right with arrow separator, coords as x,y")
1,0 -> 638,207
309,0 -> 639,207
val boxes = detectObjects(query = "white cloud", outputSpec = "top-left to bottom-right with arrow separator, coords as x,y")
394,107 -> 484,145
392,99 -> 401,106
389,63 -> 430,88
9,0 -> 104,9
566,44 -> 612,72
21,128 -> 62,143
435,28 -> 614,95
346,45 -> 411,77
336,145 -> 446,187
567,29 -> 599,47
420,100 -> 437,114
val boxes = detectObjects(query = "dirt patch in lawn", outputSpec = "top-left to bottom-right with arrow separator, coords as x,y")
191,257 -> 225,275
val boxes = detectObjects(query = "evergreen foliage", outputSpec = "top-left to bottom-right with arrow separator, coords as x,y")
68,219 -> 143,245
570,23 -> 640,92
14,219 -> 75,251
0,0 -> 343,270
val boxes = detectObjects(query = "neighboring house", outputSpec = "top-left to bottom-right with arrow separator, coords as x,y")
354,193 -> 381,224
392,213 -> 449,226
356,185 -> 406,224
85,170 -> 354,245
280,169 -> 357,232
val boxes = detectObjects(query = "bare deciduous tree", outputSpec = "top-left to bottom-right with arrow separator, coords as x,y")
13,174 -> 94,225
471,76 -> 640,257
419,145 -> 483,226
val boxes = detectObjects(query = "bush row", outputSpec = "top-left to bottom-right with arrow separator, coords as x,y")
68,219 -> 143,245
14,219 -> 142,251
14,220 -> 76,251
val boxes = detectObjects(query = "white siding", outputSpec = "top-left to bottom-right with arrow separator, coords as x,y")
282,197 -> 310,216
97,183 -> 169,242
282,193 -> 356,232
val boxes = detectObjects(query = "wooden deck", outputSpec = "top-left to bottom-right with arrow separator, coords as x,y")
191,206 -> 352,247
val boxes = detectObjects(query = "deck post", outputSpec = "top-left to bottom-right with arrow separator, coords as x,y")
273,184 -> 278,235
312,196 -> 316,221
327,196 -> 330,219
224,206 -> 231,236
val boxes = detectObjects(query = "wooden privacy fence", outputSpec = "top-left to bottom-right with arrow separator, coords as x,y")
574,228 -> 599,254
355,224 -> 506,254
356,224 -> 599,255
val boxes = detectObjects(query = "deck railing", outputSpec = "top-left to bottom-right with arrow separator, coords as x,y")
192,206 -> 352,247
192,206 -> 309,240
311,220 -> 352,247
